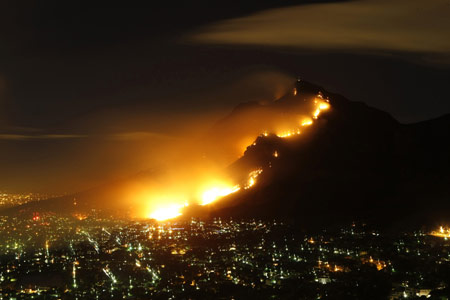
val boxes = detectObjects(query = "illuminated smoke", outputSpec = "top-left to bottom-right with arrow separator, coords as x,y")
140,90 -> 331,221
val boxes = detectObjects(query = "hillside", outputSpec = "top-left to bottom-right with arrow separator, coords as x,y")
3,80 -> 450,227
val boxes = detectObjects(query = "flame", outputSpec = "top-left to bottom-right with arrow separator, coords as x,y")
312,97 -> 330,119
277,129 -> 301,138
430,226 -> 450,238
141,91 -> 331,221
301,118 -> 313,126
274,95 -> 329,138
245,169 -> 263,189
149,204 -> 184,221
319,102 -> 330,110
201,185 -> 240,205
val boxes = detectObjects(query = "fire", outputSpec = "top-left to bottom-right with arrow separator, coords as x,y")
149,204 -> 185,221
201,185 -> 240,205
142,91 -> 331,221
273,94 -> 329,138
277,129 -> 301,138
312,97 -> 330,119
430,226 -> 450,238
301,118 -> 313,126
319,102 -> 330,110
244,169 -> 263,189
198,169 -> 263,206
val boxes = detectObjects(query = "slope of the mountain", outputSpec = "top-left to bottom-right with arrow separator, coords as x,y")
3,80 -> 449,227
206,82 -> 450,227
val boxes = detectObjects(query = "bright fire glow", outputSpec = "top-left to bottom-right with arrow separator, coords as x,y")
149,204 -> 185,221
201,185 -> 240,206
277,129 -> 301,138
301,118 -> 313,126
319,102 -> 330,110
430,226 -> 450,238
275,95 -> 329,137
143,91 -> 332,221
244,169 -> 263,189
312,97 -> 330,119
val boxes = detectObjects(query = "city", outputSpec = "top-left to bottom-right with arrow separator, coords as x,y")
0,192 -> 59,209
1,1 -> 449,299
0,213 -> 449,299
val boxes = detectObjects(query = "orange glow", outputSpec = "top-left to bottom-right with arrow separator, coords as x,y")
273,96 -> 331,138
201,185 -> 240,205
312,97 -> 330,119
239,136 -> 258,155
149,204 -> 184,221
301,118 -> 313,126
375,261 -> 387,271
430,226 -> 450,238
319,102 -> 330,110
362,256 -> 388,271
313,109 -> 320,119
244,169 -> 263,189
334,265 -> 343,272
317,261 -> 344,272
137,91 -> 332,221
277,129 -> 301,138
73,213 -> 87,221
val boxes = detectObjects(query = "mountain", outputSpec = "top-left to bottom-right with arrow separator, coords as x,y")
204,81 -> 450,227
3,80 -> 450,227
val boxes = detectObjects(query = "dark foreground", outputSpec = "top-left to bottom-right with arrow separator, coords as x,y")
1,214 -> 449,299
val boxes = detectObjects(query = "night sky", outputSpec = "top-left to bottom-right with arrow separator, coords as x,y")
1,0 -> 449,193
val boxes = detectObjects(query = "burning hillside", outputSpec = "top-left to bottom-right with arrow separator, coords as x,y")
4,80 -> 450,227
141,80 -> 332,221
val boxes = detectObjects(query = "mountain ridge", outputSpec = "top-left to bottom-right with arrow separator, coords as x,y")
3,80 -> 450,228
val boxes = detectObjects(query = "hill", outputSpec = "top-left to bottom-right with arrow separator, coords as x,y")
3,80 -> 450,227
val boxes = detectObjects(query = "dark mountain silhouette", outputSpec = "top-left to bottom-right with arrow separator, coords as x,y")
206,81 -> 450,227
3,80 -> 450,228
